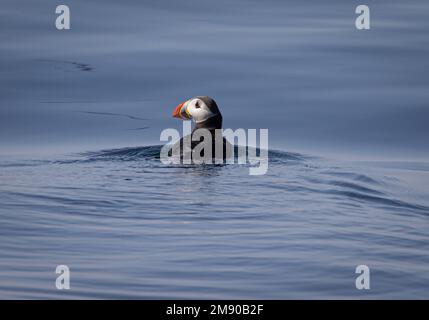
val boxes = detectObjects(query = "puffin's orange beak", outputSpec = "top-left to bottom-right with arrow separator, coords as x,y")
172,101 -> 191,120
172,102 -> 184,118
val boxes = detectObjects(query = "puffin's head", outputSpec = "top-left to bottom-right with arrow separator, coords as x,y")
172,96 -> 222,129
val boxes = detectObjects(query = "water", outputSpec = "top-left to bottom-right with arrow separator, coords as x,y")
0,147 -> 428,299
1,0 -> 429,299
2,0 -> 429,158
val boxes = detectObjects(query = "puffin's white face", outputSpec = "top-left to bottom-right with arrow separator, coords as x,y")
172,98 -> 216,123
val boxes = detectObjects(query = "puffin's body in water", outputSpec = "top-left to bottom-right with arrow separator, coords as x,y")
170,96 -> 232,161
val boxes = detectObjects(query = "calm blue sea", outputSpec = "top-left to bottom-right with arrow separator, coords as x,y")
0,0 -> 428,299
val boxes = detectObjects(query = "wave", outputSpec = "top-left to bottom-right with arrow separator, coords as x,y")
80,145 -> 308,163
1,145 -> 428,216
0,145 -> 305,168
75,146 -> 428,214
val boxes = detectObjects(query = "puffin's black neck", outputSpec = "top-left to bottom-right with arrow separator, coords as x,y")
194,114 -> 222,131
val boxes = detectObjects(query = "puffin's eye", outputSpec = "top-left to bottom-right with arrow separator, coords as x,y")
195,101 -> 201,108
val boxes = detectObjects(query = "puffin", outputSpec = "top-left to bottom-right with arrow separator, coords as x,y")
170,96 -> 232,162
